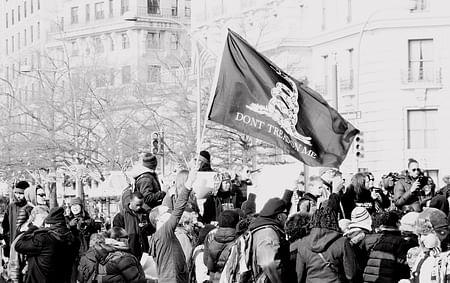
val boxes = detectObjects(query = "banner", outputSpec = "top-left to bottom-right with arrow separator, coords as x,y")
208,30 -> 359,167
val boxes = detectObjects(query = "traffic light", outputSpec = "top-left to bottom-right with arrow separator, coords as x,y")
151,132 -> 159,154
354,133 -> 364,158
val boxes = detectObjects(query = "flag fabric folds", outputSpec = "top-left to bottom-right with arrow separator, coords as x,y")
207,30 -> 360,168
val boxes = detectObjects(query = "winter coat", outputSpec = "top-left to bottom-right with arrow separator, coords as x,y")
67,209 -> 97,257
296,227 -> 358,283
148,188 -> 191,283
8,233 -> 27,283
203,190 -> 238,224
91,239 -> 146,283
15,224 -> 79,283
2,199 -> 28,250
362,230 -> 411,283
132,165 -> 166,211
394,174 -> 421,212
341,186 -> 375,217
77,247 -> 97,283
204,227 -> 237,280
248,216 -> 292,283
113,205 -> 152,260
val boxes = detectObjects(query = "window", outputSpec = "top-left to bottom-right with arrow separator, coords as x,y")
407,109 -> 437,149
24,1 -> 27,18
109,69 -> 115,85
347,48 -> 354,88
11,35 -> 14,52
24,29 -> 27,46
71,7 -> 79,24
121,0 -> 129,15
408,39 -> 433,82
30,25 -> 33,42
71,41 -> 79,56
146,32 -> 160,49
185,0 -> 191,17
170,33 -> 178,50
6,66 -> 9,81
122,65 -> 131,83
31,0 -> 33,13
6,13 -> 8,28
171,0 -> 178,16
18,5 -> 20,22
109,0 -> 113,17
346,0 -> 352,23
5,39 -> 8,55
86,4 -> 90,22
12,9 -> 14,25
121,33 -> 129,49
411,0 -> 427,11
17,32 -> 20,50
95,37 -> 104,53
37,0 -> 40,10
95,2 -> 104,20
148,0 -> 160,14
147,65 -> 161,82
96,74 -> 106,87
37,22 -> 40,39
107,35 -> 114,51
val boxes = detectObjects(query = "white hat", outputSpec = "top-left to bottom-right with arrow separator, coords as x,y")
348,207 -> 372,232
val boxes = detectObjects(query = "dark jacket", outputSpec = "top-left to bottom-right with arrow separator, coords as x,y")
66,209 -> 97,257
113,205 -> 153,260
393,174 -> 421,212
77,247 -> 97,283
133,165 -> 166,211
149,188 -> 191,283
15,225 -> 79,283
204,227 -> 237,274
203,190 -> 238,224
95,239 -> 146,283
362,230 -> 411,283
296,227 -> 358,283
2,199 -> 27,250
341,186 -> 374,217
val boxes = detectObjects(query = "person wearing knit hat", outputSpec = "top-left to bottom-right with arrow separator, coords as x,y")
400,212 -> 420,233
344,207 -> 371,247
2,180 -> 29,255
15,206 -> 79,283
296,206 -> 358,282
198,150 -> 213,172
241,193 -> 256,216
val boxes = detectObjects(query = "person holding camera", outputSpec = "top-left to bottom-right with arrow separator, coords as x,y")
393,158 -> 425,212
419,176 -> 449,215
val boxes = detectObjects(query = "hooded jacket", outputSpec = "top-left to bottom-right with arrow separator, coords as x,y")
84,239 -> 147,283
296,227 -> 358,283
112,205 -> 152,260
131,164 -> 165,211
15,225 -> 79,283
204,227 -> 237,275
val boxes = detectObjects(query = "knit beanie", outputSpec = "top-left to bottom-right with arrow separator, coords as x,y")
199,150 -> 211,163
400,212 -> 420,233
415,207 -> 448,236
259,198 -> 287,218
218,210 -> 240,228
348,207 -> 372,232
44,207 -> 66,225
70,197 -> 83,207
310,206 -> 340,232
142,152 -> 158,170
14,181 -> 30,193
241,193 -> 256,216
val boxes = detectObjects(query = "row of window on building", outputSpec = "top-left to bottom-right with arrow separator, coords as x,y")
5,22 -> 40,55
4,0 -> 40,29
70,31 -> 179,57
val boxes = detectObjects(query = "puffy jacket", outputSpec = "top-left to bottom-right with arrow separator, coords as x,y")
204,227 -> 237,278
15,225 -> 79,283
394,175 -> 421,212
362,230 -> 411,283
92,239 -> 147,283
132,165 -> 166,211
77,247 -> 97,283
296,227 -> 358,283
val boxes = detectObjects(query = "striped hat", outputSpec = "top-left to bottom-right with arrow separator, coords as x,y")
348,207 -> 372,232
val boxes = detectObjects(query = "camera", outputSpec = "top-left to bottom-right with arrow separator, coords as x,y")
417,175 -> 429,189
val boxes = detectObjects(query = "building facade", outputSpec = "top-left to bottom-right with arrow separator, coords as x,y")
192,0 -> 450,184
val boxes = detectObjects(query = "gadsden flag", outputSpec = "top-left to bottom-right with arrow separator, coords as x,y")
207,30 -> 359,167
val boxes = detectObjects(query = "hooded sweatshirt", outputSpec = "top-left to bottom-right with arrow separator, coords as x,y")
296,227 -> 358,283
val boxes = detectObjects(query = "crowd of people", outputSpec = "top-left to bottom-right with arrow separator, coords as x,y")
1,152 -> 450,283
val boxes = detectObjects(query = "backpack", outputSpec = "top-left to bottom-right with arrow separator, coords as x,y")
119,174 -> 145,212
219,225 -> 281,283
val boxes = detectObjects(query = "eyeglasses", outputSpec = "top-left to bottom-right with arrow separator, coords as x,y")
412,168 -> 421,172
37,194 -> 46,197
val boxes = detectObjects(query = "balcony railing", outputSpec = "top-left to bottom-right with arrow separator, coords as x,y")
136,6 -> 189,20
401,67 -> 442,85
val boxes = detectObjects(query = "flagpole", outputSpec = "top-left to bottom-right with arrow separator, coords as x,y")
196,45 -> 202,154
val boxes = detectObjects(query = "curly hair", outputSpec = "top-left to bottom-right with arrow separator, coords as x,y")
285,212 -> 311,243
310,206 -> 340,232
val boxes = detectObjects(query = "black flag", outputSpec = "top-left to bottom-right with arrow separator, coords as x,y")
208,30 -> 359,167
